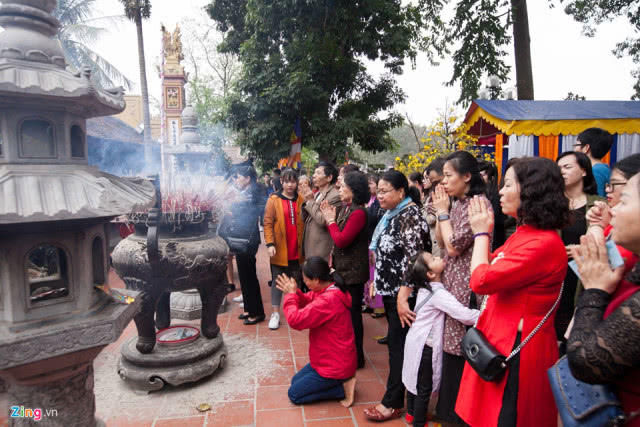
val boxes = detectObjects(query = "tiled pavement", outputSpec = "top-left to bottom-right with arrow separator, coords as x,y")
0,242 -> 441,427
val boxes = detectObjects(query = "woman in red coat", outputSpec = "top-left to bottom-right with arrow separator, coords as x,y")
455,157 -> 570,426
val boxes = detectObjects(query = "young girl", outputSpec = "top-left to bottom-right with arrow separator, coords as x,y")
402,251 -> 480,427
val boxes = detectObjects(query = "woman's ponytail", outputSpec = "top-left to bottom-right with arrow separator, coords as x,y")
331,270 -> 348,293
406,186 -> 423,207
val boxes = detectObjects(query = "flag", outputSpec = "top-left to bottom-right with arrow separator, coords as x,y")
277,157 -> 289,169
288,118 -> 302,170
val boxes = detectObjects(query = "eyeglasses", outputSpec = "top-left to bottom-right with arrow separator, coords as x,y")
377,189 -> 395,196
572,143 -> 584,149
605,181 -> 627,191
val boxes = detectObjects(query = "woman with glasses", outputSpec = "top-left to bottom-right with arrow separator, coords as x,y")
581,154 -> 640,305
423,158 -> 446,257
363,170 -> 430,422
567,169 -> 640,426
555,152 -> 604,350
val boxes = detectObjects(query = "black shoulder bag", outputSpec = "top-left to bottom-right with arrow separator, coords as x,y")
461,282 -> 564,382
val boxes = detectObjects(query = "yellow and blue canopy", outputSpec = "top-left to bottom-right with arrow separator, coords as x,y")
464,100 -> 640,136
463,100 -> 640,179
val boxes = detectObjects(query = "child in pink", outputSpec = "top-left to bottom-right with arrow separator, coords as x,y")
402,251 -> 479,427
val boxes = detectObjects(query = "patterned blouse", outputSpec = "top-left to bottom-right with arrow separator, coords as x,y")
567,287 -> 640,383
374,204 -> 431,297
442,195 -> 491,355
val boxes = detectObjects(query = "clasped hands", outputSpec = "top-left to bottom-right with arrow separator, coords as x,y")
275,273 -> 298,294
586,201 -> 611,232
320,200 -> 336,223
570,233 -> 624,294
568,201 -> 610,258
432,184 -> 450,215
298,180 -> 314,201
467,195 -> 494,234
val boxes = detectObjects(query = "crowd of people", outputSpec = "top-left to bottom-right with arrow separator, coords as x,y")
219,127 -> 640,426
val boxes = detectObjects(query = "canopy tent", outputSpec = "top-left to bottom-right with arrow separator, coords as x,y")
462,100 -> 640,178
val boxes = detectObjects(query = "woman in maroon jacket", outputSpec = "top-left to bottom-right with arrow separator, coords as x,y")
320,170 -> 370,368
277,257 -> 357,407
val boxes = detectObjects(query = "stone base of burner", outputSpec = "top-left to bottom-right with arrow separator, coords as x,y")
170,290 -> 202,320
169,289 -> 230,320
117,334 -> 227,392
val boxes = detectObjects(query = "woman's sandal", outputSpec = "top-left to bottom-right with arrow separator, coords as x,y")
243,314 -> 266,325
363,406 -> 402,421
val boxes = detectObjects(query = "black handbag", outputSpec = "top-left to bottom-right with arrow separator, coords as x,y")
225,236 -> 251,254
461,282 -> 564,382
218,216 -> 252,255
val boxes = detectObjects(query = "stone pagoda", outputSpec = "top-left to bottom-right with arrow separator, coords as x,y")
0,0 -> 155,425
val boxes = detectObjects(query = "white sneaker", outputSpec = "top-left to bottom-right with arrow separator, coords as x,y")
232,295 -> 243,303
268,312 -> 280,330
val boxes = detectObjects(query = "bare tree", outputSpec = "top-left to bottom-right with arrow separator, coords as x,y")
180,17 -> 240,100
405,113 -> 424,152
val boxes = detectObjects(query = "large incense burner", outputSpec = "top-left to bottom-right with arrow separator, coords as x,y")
112,182 -> 234,391
111,208 -> 229,354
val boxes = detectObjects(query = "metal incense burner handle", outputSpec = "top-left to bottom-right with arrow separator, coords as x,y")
145,174 -> 162,264
146,208 -> 160,263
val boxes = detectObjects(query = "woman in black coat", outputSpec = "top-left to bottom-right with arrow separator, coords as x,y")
226,166 -> 266,324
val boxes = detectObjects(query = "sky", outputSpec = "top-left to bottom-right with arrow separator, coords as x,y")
90,0 -> 637,125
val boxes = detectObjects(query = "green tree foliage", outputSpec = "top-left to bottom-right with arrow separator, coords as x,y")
553,0 -> 640,99
207,0 -> 421,165
53,0 -> 133,90
418,0 -> 534,105
353,125 -> 417,168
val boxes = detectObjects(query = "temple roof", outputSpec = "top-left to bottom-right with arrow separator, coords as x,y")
0,164 -> 155,224
0,60 -> 126,116
87,116 -> 144,144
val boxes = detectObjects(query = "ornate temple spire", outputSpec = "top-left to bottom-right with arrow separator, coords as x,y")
0,0 -> 66,68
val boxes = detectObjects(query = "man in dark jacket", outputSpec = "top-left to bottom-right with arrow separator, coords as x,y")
225,166 -> 266,324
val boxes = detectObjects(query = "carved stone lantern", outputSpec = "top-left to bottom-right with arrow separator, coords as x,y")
0,1 -> 155,425
165,105 -> 220,320
162,104 -> 213,192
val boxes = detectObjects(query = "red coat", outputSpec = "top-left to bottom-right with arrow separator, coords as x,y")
283,285 -> 356,379
455,225 -> 567,427
603,226 -> 640,424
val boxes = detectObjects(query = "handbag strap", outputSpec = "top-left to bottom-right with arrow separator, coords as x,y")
505,281 -> 565,362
